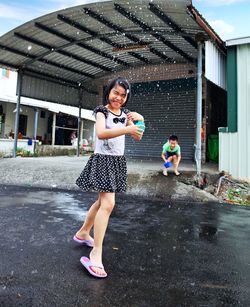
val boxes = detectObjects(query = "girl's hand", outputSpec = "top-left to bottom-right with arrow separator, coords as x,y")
128,124 -> 143,137
132,134 -> 143,141
127,112 -> 144,122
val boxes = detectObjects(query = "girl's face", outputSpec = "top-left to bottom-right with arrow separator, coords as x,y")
108,84 -> 128,109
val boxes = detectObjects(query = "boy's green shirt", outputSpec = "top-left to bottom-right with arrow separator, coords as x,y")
162,141 -> 181,155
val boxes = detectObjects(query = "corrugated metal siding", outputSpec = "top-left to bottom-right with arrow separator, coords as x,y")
80,90 -> 97,110
22,75 -> 97,109
21,74 -> 98,109
219,132 -> 239,176
219,43 -> 250,180
21,74 -> 80,107
125,78 -> 196,160
236,43 -> 250,179
205,41 -> 226,90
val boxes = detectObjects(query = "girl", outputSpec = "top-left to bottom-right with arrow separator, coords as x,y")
74,77 -> 144,278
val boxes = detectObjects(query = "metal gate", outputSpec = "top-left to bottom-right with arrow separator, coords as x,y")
125,78 -> 196,160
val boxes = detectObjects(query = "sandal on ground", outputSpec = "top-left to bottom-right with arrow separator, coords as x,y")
80,256 -> 107,278
73,235 -> 94,247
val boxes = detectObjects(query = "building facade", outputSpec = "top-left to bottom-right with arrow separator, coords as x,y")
219,37 -> 250,181
0,69 -> 95,155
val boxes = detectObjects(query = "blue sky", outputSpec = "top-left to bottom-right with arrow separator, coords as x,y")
0,0 -> 249,41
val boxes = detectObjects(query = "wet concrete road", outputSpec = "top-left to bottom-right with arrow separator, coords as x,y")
0,185 -> 250,307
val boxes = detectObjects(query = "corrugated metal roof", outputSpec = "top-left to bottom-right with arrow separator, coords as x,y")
0,0 -> 224,91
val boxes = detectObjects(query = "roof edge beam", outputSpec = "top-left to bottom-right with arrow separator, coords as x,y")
187,4 -> 226,54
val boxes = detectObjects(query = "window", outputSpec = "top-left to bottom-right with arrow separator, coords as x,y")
0,115 -> 3,136
40,110 -> 46,118
19,114 -> 27,136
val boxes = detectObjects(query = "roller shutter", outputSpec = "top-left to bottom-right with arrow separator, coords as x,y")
125,78 -> 196,160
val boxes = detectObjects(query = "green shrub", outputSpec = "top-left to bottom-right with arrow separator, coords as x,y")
16,147 -> 33,157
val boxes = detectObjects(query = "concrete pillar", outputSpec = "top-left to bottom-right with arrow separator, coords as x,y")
33,108 -> 39,140
80,119 -> 83,145
195,41 -> 203,177
77,105 -> 81,157
13,70 -> 23,158
52,112 -> 56,145
33,108 -> 39,154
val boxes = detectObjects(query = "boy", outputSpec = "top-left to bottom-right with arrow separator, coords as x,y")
161,135 -> 181,176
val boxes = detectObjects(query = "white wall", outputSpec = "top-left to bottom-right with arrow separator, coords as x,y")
0,69 -> 48,139
205,41 -> 227,90
0,68 -> 17,100
0,139 -> 37,155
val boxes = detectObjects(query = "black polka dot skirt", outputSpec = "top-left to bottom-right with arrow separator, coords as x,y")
76,154 -> 127,193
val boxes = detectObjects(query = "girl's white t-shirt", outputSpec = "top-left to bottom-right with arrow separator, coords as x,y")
94,106 -> 129,156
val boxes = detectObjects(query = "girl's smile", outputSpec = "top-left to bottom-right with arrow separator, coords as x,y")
108,84 -> 128,110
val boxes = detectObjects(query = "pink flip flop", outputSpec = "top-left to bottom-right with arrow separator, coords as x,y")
73,235 -> 94,247
80,256 -> 107,278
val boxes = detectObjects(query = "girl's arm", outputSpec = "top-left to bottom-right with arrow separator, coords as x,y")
96,112 -> 141,140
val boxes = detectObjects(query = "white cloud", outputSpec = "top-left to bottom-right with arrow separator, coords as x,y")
196,0 -> 245,6
209,19 -> 234,38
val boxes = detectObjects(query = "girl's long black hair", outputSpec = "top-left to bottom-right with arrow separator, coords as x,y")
103,77 -> 131,106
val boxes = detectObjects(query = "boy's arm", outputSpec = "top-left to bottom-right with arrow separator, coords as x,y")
161,151 -> 167,162
176,154 -> 181,164
176,147 -> 181,165
161,143 -> 168,162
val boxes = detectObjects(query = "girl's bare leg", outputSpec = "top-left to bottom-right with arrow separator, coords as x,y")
90,192 -> 115,275
75,196 -> 101,241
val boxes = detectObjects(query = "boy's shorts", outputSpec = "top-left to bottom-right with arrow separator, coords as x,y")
166,151 -> 178,158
